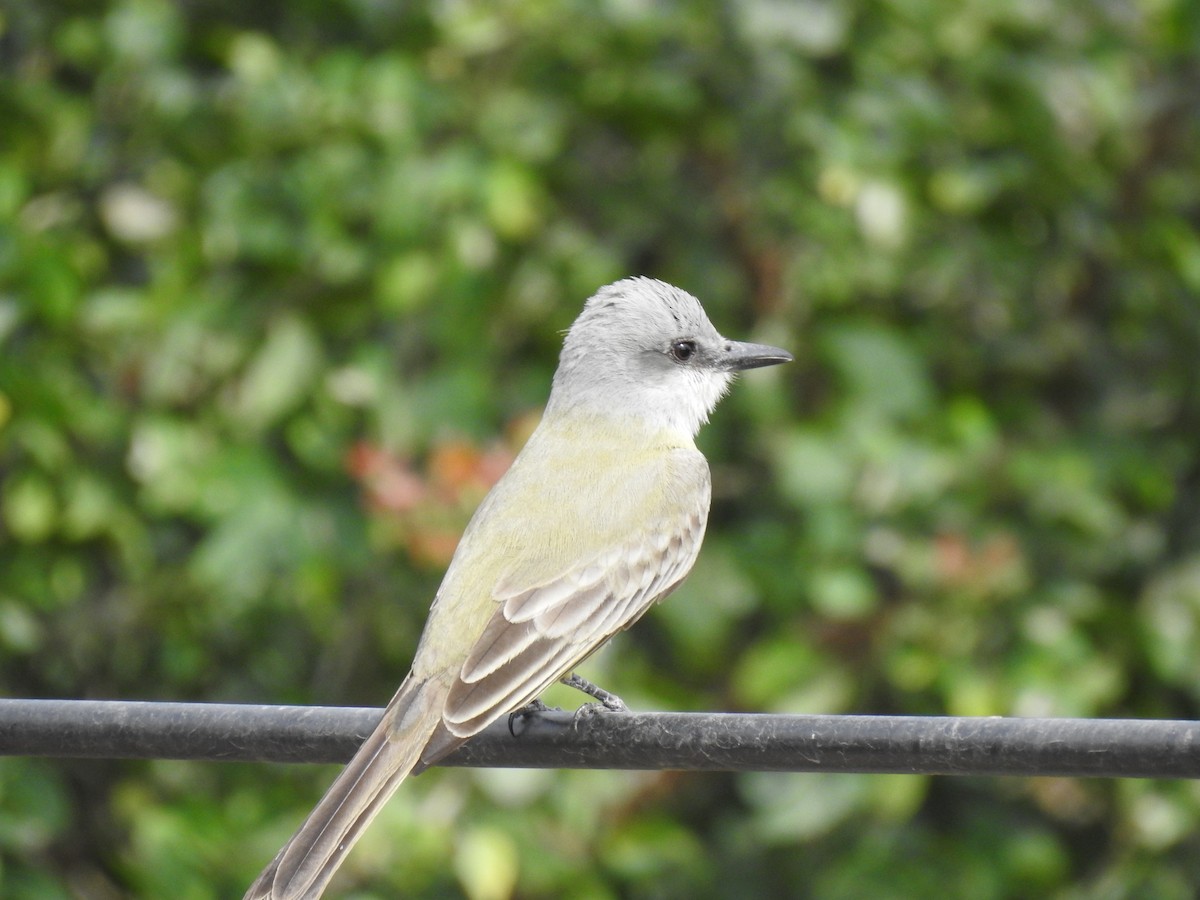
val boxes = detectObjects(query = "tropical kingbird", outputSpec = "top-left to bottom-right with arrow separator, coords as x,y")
246,277 -> 792,899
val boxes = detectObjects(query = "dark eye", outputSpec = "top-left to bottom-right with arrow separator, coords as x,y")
670,340 -> 696,362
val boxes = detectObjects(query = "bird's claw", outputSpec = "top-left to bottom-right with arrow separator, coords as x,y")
571,698 -> 628,728
507,698 -> 560,736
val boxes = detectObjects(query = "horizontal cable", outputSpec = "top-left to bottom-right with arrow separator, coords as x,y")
0,699 -> 1196,778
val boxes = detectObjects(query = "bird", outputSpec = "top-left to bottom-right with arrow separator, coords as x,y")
245,277 -> 792,899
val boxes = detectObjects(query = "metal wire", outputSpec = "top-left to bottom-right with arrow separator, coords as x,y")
0,699 -> 1196,778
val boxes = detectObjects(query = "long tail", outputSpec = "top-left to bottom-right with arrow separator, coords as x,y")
244,678 -> 443,900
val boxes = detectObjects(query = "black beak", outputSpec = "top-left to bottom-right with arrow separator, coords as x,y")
718,340 -> 793,371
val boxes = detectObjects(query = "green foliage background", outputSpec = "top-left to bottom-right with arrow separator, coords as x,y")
3,0 -> 1200,897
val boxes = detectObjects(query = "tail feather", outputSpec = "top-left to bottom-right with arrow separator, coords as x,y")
244,679 -> 442,900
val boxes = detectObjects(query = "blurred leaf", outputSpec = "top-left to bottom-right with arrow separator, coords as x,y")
454,825 -> 519,900
226,316 -> 322,430
1140,557 -> 1200,691
823,324 -> 934,421
2,473 -> 57,543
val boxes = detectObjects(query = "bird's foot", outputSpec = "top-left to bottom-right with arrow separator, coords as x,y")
507,698 -> 560,736
570,702 -> 621,727
561,672 -> 628,712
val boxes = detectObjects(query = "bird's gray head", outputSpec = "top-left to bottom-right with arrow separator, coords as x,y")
546,278 -> 792,437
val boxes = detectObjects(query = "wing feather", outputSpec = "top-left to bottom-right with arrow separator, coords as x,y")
533,581 -> 610,637
448,639 -> 585,736
503,576 -> 588,623
449,627 -> 569,723
458,615 -> 544,682
441,502 -> 707,737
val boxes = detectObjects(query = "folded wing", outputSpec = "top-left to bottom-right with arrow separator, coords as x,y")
440,501 -> 707,739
